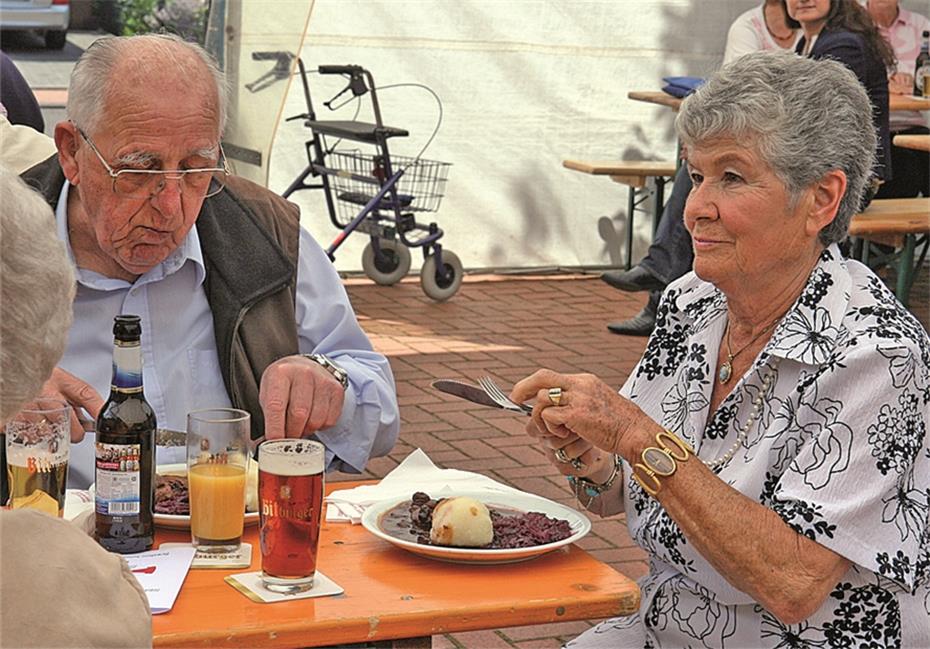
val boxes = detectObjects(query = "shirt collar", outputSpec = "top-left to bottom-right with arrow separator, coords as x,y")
55,181 -> 207,289
670,244 -> 850,368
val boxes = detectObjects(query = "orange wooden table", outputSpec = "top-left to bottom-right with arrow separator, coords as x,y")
628,90 -> 930,113
152,482 -> 640,648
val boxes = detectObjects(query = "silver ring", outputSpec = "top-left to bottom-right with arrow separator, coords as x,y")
570,457 -> 585,472
548,387 -> 563,406
554,448 -> 570,464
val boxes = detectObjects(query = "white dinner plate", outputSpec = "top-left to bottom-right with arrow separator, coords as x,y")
155,463 -> 259,530
361,490 -> 591,565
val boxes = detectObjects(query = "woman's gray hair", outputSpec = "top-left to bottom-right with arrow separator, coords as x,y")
0,166 -> 75,422
676,50 -> 875,246
67,33 -> 228,137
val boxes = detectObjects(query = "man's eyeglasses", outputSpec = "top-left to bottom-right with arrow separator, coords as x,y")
76,126 -> 229,199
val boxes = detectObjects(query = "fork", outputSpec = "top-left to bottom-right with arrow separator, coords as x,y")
477,376 -> 534,415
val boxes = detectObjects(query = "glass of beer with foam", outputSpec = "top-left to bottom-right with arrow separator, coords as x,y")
4,398 -> 71,516
257,439 -> 325,593
186,408 -> 250,553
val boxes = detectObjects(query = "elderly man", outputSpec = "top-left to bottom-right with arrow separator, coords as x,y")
21,34 -> 399,487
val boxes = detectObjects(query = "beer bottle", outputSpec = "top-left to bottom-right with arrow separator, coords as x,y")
915,30 -> 930,98
95,315 -> 156,553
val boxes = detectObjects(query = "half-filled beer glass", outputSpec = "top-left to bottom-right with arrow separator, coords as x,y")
186,408 -> 250,553
258,439 -> 325,593
4,398 -> 70,516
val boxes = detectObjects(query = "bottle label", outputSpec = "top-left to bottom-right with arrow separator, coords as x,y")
94,442 -> 142,516
111,341 -> 143,393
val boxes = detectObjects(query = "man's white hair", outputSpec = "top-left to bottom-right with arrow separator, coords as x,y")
0,166 -> 75,422
67,33 -> 228,137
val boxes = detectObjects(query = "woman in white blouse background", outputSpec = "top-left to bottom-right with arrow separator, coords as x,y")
513,51 -> 930,648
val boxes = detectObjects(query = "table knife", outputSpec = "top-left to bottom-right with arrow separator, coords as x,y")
431,379 -> 531,415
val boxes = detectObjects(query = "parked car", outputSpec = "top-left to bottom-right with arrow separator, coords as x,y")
0,0 -> 69,49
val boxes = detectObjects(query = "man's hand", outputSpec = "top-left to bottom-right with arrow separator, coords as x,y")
259,355 -> 346,439
40,368 -> 106,443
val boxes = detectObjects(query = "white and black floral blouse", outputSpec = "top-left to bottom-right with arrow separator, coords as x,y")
568,246 -> 930,649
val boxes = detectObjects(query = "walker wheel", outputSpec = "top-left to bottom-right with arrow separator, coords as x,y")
362,239 -> 411,286
420,250 -> 463,301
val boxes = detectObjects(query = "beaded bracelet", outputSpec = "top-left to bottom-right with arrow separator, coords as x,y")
567,454 -> 621,509
630,431 -> 693,497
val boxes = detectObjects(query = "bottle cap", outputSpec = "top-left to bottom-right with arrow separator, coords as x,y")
113,315 -> 142,341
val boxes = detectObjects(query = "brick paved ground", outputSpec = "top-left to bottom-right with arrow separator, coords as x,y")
330,268 -> 928,649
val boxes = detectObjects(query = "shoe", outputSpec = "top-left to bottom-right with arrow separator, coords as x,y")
601,266 -> 666,293
607,305 -> 656,337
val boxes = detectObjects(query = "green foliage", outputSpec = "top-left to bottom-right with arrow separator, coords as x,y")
118,0 -> 159,36
91,0 -> 209,42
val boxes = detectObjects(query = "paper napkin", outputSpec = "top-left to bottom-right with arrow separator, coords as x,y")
124,545 -> 196,614
325,448 -> 525,523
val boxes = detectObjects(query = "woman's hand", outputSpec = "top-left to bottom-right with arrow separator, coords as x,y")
888,72 -> 913,95
512,368 -> 649,459
524,415 -> 616,483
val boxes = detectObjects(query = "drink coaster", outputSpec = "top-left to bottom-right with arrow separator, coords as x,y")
160,542 -> 253,569
225,570 -> 343,603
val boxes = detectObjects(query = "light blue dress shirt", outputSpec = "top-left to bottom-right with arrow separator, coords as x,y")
55,183 -> 399,488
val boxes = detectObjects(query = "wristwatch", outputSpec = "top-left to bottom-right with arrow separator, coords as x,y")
302,353 -> 349,390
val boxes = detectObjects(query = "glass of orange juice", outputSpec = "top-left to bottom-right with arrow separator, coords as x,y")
186,408 -> 250,553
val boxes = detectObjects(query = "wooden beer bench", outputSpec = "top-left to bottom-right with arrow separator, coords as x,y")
563,159 -> 678,268
849,197 -> 930,306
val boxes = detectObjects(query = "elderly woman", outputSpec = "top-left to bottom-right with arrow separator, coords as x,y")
0,166 -> 151,648
512,51 -> 929,648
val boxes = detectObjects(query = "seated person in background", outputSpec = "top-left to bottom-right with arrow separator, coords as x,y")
603,0 -> 800,337
21,34 -> 399,487
724,0 -> 801,59
868,0 -> 930,198
603,0 -> 893,337
0,52 -> 45,133
0,166 -> 152,649
513,51 -> 929,648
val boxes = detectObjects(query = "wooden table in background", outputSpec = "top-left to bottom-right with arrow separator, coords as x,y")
152,481 -> 640,648
628,90 -> 930,114
893,134 -> 930,152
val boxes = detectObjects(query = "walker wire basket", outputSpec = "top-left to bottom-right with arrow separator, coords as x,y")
326,149 -> 451,226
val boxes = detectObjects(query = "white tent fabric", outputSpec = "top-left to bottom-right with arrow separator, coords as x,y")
224,0 -> 930,273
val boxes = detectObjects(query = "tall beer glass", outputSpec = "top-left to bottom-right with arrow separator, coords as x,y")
186,408 -> 250,553
4,398 -> 70,516
258,439 -> 325,593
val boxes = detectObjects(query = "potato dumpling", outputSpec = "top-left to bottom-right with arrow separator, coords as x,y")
430,496 -> 493,547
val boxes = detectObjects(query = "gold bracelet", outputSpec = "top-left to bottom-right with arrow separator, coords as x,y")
630,431 -> 693,497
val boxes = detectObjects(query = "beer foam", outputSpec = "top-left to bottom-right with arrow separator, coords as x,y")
258,440 -> 324,476
6,444 -> 68,467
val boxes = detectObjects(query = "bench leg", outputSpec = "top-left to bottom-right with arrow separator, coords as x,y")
653,177 -> 667,237
895,234 -> 916,307
626,187 -> 637,269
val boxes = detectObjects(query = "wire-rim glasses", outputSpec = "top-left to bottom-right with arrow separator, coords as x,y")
75,125 -> 229,199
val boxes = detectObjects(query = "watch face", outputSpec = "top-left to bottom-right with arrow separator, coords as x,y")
642,447 -> 676,476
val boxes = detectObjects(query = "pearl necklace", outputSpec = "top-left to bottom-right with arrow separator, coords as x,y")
703,362 -> 779,470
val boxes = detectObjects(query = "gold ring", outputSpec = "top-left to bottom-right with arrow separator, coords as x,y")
554,448 -> 570,464
548,387 -> 562,406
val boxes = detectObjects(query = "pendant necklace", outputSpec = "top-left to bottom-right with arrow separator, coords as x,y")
718,320 -> 778,385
